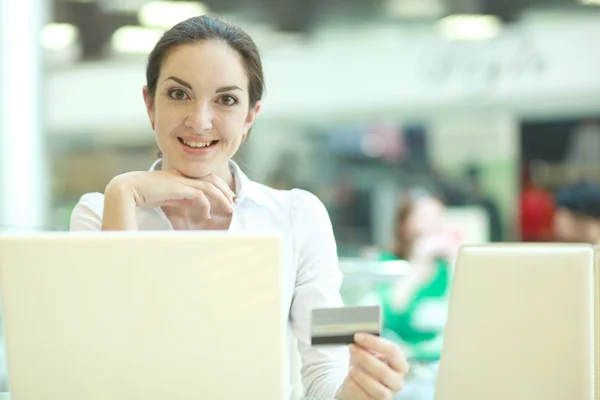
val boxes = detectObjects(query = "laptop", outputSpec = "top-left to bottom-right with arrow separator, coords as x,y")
0,232 -> 286,400
435,243 -> 598,400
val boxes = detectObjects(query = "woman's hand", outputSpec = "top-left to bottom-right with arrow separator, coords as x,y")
102,170 -> 236,230
109,170 -> 236,215
410,232 -> 457,266
336,333 -> 409,400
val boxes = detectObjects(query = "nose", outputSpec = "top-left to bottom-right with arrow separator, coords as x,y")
185,102 -> 213,132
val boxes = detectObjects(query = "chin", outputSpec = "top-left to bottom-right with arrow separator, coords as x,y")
176,162 -> 215,179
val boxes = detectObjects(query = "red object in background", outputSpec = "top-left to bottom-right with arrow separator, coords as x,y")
519,184 -> 555,241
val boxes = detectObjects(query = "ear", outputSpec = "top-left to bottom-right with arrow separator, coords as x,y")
243,101 -> 262,140
143,86 -> 156,130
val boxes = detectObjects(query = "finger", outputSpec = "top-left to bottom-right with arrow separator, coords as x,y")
145,194 -> 200,208
343,372 -> 371,400
166,189 -> 211,218
350,365 -> 394,400
350,349 -> 384,365
174,172 -> 235,212
160,199 -> 197,207
370,350 -> 387,361
195,191 -> 211,219
177,186 -> 214,216
202,174 -> 236,205
195,182 -> 234,213
355,333 -> 409,374
350,344 -> 403,392
184,174 -> 235,207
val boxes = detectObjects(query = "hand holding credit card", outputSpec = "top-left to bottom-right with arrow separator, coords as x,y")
311,305 -> 409,399
310,305 -> 381,346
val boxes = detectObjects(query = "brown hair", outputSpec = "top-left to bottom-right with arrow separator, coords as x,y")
392,190 -> 445,259
147,15 -> 265,159
146,15 -> 265,108
392,196 -> 415,260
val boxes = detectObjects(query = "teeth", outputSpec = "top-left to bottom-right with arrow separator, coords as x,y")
182,139 -> 213,148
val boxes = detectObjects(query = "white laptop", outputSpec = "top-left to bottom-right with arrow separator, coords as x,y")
435,244 -> 598,400
0,232 -> 286,400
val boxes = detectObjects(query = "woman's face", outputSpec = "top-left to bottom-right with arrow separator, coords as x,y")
144,40 -> 261,178
554,208 -> 596,243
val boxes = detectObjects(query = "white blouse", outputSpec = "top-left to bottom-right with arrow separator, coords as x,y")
69,159 -> 349,399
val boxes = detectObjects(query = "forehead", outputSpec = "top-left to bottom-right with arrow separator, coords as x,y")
160,40 -> 248,89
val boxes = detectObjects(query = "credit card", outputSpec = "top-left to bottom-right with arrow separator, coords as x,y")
311,305 -> 381,346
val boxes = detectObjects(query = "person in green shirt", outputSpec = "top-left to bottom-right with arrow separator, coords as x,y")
375,190 -> 459,399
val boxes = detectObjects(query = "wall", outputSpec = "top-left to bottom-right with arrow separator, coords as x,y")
45,14 -> 600,137
431,111 -> 519,238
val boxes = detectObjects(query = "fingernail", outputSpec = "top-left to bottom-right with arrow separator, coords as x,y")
355,333 -> 366,343
231,191 -> 236,197
230,203 -> 236,212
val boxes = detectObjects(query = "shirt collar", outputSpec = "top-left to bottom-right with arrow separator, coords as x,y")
149,158 -> 263,206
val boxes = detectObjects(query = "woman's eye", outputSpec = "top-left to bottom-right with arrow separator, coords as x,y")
169,89 -> 189,101
218,95 -> 237,106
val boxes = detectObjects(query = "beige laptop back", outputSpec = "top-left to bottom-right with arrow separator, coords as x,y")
0,232 -> 286,400
435,244 -> 598,400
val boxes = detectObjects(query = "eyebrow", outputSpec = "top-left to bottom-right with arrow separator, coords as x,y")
216,85 -> 243,93
164,76 -> 243,93
165,76 -> 192,90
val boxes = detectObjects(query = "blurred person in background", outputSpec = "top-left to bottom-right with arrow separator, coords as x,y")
376,190 -> 459,400
69,15 -> 408,400
553,181 -> 600,244
519,161 -> 555,242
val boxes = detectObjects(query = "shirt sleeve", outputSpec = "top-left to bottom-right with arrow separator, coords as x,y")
69,193 -> 105,231
289,189 -> 349,398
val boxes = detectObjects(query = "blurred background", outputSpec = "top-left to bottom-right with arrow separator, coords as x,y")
2,0 -> 600,397
3,0 -> 600,247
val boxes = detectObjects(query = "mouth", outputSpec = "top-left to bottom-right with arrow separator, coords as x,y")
178,137 -> 219,149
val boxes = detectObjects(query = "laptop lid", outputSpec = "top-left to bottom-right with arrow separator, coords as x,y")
0,232 -> 286,400
435,244 -> 598,400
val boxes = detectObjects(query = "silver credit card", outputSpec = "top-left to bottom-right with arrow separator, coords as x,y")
311,305 -> 381,346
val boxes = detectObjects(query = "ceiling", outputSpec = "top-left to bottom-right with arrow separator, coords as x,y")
50,0 -> 595,60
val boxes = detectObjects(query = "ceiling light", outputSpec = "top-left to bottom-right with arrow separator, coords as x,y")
111,26 -> 165,54
580,0 -> 600,5
437,14 -> 502,41
41,23 -> 79,50
385,0 -> 447,18
139,1 -> 208,29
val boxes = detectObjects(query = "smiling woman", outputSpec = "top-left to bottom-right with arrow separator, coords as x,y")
69,14 -> 408,400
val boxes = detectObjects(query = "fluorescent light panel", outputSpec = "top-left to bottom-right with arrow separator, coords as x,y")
437,14 -> 502,41
111,26 -> 165,54
41,23 -> 79,50
385,0 -> 447,18
139,1 -> 208,29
